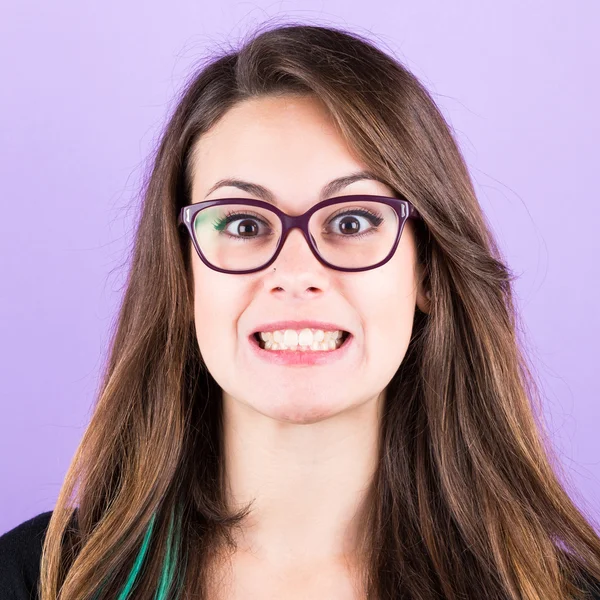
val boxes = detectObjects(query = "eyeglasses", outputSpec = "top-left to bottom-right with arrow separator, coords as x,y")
177,194 -> 422,274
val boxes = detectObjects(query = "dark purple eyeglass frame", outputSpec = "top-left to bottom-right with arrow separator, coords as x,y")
177,194 -> 423,274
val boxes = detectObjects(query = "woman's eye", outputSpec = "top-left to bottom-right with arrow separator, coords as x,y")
225,217 -> 261,237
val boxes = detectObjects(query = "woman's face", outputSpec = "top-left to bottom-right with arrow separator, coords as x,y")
189,94 -> 428,424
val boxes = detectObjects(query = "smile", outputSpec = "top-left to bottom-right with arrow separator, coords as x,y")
248,330 -> 354,366
252,329 -> 350,352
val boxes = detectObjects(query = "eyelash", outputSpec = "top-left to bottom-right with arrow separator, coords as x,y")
211,208 -> 384,241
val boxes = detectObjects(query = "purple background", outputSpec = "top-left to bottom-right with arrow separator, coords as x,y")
1,2 -> 599,535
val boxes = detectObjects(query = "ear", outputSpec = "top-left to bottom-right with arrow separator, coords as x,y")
416,287 -> 431,315
415,262 -> 431,315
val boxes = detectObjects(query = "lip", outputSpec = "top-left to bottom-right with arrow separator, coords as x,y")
250,320 -> 351,335
248,330 -> 354,367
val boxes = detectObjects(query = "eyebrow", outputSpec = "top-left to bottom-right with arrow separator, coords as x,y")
203,170 -> 390,206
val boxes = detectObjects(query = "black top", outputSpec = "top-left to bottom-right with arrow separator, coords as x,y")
1,511 -> 600,599
0,511 -> 52,600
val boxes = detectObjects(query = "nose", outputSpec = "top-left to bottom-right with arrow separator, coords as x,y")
272,226 -> 320,269
265,227 -> 329,295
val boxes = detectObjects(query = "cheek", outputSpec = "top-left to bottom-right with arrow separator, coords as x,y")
192,261 -> 245,356
354,251 -> 418,359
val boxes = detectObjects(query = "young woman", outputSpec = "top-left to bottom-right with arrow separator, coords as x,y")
1,22 -> 599,600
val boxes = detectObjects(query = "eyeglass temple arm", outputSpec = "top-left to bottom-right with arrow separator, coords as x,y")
408,204 -> 423,220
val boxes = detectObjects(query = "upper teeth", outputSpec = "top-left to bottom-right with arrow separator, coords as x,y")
259,328 -> 344,347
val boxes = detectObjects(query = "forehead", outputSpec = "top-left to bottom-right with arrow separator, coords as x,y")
195,94 -> 338,154
188,95 -> 394,206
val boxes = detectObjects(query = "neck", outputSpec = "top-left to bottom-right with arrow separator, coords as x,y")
218,389 -> 384,569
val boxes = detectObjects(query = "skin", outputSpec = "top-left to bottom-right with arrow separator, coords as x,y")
189,94 -> 430,598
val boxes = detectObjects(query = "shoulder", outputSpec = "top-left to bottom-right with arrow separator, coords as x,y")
0,511 -> 53,599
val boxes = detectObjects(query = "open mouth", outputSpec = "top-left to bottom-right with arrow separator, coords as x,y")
252,330 -> 351,351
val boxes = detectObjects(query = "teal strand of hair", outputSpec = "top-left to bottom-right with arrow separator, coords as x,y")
91,504 -> 184,600
116,511 -> 157,599
154,504 -> 183,599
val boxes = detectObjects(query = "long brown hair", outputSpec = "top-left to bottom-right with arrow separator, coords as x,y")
39,20 -> 600,600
